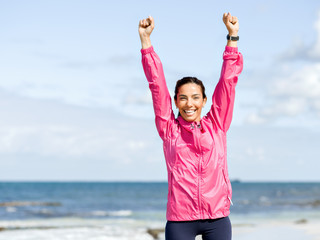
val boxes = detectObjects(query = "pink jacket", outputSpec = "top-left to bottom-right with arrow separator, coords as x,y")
141,45 -> 243,221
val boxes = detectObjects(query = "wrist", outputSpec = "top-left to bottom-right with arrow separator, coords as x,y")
227,40 -> 237,48
226,34 -> 238,47
228,31 -> 238,36
140,37 -> 151,49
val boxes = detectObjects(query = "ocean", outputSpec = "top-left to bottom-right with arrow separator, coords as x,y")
0,181 -> 320,239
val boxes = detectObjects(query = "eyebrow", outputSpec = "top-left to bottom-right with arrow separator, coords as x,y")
179,94 -> 201,97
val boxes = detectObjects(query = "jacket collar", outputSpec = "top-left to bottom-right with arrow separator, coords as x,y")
177,116 -> 206,133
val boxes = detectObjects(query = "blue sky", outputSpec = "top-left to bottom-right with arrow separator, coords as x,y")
0,0 -> 319,181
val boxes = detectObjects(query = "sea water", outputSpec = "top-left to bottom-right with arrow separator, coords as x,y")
0,182 -> 320,239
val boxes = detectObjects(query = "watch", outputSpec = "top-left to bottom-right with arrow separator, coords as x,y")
227,34 -> 239,41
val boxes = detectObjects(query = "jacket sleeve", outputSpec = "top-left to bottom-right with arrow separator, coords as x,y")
141,46 -> 175,140
206,46 -> 243,132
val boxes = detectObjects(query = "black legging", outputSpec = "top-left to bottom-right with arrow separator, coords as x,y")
165,216 -> 231,240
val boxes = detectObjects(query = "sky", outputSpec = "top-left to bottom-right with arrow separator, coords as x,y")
0,0 -> 320,181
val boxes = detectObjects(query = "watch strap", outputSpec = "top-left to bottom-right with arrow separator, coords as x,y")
227,34 -> 239,41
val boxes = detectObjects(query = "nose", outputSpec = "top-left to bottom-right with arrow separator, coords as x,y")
186,99 -> 193,107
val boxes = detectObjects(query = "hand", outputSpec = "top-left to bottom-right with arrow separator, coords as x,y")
139,16 -> 154,39
222,13 -> 239,36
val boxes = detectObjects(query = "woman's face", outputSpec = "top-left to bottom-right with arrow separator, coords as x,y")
174,83 -> 207,122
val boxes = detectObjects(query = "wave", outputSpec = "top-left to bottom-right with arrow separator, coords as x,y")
90,210 -> 132,217
0,201 -> 61,207
0,217 -> 156,240
0,226 -> 62,232
286,199 -> 320,207
5,207 -> 17,213
235,198 -> 320,208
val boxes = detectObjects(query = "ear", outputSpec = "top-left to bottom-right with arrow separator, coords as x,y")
174,99 -> 178,108
202,97 -> 207,107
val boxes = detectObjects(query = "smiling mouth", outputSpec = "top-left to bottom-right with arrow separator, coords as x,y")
184,109 -> 196,116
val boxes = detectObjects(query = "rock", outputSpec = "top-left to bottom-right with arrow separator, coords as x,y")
147,228 -> 165,239
311,200 -> 320,207
295,219 -> 308,224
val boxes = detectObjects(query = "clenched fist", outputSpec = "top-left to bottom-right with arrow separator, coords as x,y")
139,16 -> 154,39
223,13 -> 239,36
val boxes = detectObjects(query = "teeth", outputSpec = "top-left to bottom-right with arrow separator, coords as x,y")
184,110 -> 196,115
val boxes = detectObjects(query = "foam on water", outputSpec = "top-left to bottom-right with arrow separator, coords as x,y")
90,210 -> 133,217
0,227 -> 153,240
0,218 -> 160,240
5,207 -> 16,213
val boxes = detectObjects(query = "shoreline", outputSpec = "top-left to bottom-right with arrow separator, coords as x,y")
0,217 -> 319,240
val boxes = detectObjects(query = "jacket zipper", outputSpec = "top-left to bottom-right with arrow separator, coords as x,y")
194,123 -> 203,219
199,153 -> 203,218
170,172 -> 173,201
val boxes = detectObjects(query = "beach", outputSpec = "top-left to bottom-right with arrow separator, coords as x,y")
0,217 -> 320,240
232,219 -> 320,240
1,181 -> 320,239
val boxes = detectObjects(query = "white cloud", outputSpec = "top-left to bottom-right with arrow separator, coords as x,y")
245,112 -> 267,125
0,90 -> 166,181
309,10 -> 320,58
314,99 -> 320,111
258,63 -> 320,122
124,89 -> 152,105
228,126 -> 320,181
271,64 -> 320,99
262,97 -> 308,117
280,10 -> 320,61
245,12 -> 320,126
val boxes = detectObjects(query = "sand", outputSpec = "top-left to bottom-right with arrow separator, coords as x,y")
232,220 -> 320,240
157,219 -> 320,240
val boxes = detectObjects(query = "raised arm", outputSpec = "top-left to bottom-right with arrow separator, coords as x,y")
139,16 -> 154,49
139,16 -> 174,140
223,12 -> 239,48
206,13 -> 243,132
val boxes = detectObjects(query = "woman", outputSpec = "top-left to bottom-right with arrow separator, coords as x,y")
139,13 -> 243,240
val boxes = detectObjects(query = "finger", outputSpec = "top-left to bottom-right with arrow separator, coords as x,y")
146,17 -> 152,26
223,12 -> 228,20
143,19 -> 147,27
223,12 -> 228,22
149,15 -> 155,28
231,16 -> 238,24
223,13 -> 229,25
145,17 -> 152,27
227,12 -> 232,23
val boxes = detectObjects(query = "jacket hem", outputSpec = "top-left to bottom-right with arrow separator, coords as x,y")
166,210 -> 230,221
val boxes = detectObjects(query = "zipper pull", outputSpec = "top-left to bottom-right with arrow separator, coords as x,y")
228,196 -> 233,206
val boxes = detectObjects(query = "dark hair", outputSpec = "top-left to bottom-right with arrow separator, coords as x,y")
174,77 -> 206,101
